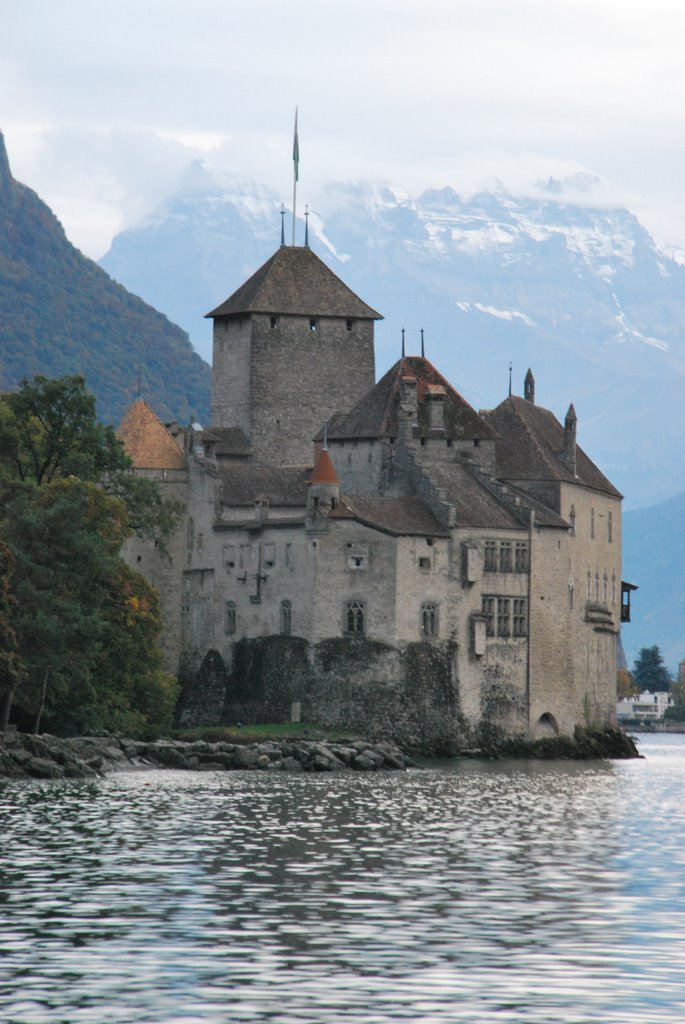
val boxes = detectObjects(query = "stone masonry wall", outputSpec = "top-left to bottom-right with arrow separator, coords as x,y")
248,314 -> 375,465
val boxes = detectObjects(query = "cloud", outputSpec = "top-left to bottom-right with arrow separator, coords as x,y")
3,0 -> 685,252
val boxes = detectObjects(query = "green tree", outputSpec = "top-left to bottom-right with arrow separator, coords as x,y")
632,645 -> 672,693
0,375 -> 181,547
0,543 -> 25,729
3,478 -> 177,735
0,375 -> 182,734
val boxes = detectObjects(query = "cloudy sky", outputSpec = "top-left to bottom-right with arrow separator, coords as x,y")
3,0 -> 685,257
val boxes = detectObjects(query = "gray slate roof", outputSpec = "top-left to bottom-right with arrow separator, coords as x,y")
200,427 -> 251,457
331,496 -> 450,537
484,396 -> 622,498
206,246 -> 382,320
323,356 -> 497,442
218,465 -> 311,507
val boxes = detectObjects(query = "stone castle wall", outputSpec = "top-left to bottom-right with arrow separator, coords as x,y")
212,313 -> 375,465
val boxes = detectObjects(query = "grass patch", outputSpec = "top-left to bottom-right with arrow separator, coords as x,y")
172,723 -> 362,744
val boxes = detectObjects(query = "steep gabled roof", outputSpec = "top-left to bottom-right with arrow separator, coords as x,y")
206,246 -> 382,320
323,356 -> 497,442
484,396 -> 622,498
117,399 -> 186,470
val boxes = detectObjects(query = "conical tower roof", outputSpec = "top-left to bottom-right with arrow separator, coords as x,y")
206,246 -> 382,320
309,445 -> 340,486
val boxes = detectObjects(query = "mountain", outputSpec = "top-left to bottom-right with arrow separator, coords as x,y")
0,133 -> 210,427
622,492 -> 685,672
100,164 -> 684,509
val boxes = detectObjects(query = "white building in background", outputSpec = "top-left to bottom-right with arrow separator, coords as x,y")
616,691 -> 673,723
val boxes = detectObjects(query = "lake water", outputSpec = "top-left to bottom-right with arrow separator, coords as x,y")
1,734 -> 684,1023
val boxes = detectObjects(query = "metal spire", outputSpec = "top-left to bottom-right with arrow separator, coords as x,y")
508,361 -> 512,397
292,106 -> 299,246
401,327 -> 405,358
280,204 -> 285,246
420,328 -> 425,358
304,204 -> 309,248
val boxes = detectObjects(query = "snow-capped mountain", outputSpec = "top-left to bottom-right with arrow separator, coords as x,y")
100,166 -> 685,509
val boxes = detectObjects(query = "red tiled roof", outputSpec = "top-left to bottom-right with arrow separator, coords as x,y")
310,447 -> 340,485
116,399 -> 186,470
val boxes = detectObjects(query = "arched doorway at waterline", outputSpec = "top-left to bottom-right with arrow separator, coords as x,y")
534,713 -> 559,739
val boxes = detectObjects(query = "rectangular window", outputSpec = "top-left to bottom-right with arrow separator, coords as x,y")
346,600 -> 365,634
223,544 -> 235,568
280,600 -> 292,636
512,599 -> 527,637
482,596 -> 495,636
608,511 -> 613,543
284,542 -> 292,568
418,556 -> 431,570
497,598 -> 511,637
225,601 -> 237,636
239,544 -> 250,569
514,542 -> 529,573
499,542 -> 513,573
591,508 -> 595,539
484,540 -> 498,572
263,543 -> 276,569
421,602 -> 438,637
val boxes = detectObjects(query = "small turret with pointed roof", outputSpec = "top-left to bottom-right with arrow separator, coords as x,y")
560,402 -> 577,475
307,428 -> 340,526
524,369 -> 535,404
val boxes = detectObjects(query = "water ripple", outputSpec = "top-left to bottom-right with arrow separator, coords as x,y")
1,736 -> 685,1022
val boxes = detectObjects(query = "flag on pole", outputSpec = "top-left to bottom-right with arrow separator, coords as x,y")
293,107 -> 300,182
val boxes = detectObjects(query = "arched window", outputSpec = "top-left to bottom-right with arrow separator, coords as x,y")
346,601 -> 365,635
225,601 -> 237,636
280,600 -> 292,636
569,505 -> 576,536
421,602 -> 438,637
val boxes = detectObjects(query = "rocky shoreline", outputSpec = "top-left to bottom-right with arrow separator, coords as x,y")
0,731 -> 414,780
0,726 -> 641,781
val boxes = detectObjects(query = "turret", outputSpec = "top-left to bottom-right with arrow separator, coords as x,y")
306,437 -> 340,528
561,402 -> 577,475
524,369 -> 535,404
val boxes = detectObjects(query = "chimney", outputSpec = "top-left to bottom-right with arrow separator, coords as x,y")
399,374 -> 418,448
426,384 -> 446,432
524,369 -> 535,404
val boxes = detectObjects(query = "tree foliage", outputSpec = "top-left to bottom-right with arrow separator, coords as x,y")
631,645 -> 672,693
616,668 -> 637,699
0,376 -> 180,734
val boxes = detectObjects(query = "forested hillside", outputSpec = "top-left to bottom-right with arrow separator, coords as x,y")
0,132 -> 210,427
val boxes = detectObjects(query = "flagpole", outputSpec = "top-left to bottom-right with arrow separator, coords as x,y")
292,106 -> 299,246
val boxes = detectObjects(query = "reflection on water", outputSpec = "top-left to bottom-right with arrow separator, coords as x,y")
1,735 -> 685,1023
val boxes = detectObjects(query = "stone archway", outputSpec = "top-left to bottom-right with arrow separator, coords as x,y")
534,712 -> 559,739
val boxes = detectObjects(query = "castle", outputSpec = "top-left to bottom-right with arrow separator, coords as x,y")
118,240 -> 629,751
